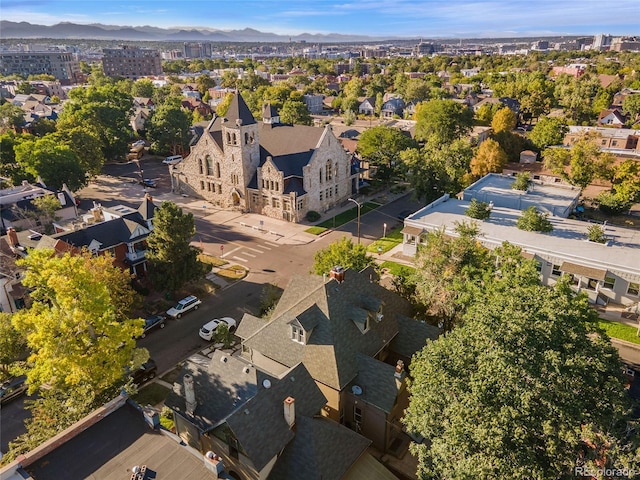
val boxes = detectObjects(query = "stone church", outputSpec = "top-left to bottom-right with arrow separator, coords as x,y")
172,93 -> 358,222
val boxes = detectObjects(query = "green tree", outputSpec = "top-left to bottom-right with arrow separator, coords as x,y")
12,249 -> 143,394
52,126 -> 105,177
31,195 -> 62,234
517,206 -> 553,232
56,84 -> 133,161
470,138 -> 508,178
404,277 -> 632,479
147,99 -> 192,156
622,94 -> 640,124
414,99 -> 474,143
587,224 -> 607,243
475,102 -> 501,125
15,136 -> 87,191
412,222 -> 492,330
357,125 -> 416,181
342,109 -> 356,126
145,202 -> 207,292
30,118 -> 57,137
196,74 -> 216,97
465,198 -> 492,220
0,132 -> 29,184
312,237 -> 374,276
491,106 -> 517,133
529,117 -> 568,150
279,99 -> 312,125
16,82 -> 34,95
215,93 -> 234,116
131,79 -> 156,98
511,171 -> 531,191
0,312 -> 27,379
543,135 -> 614,189
404,79 -> 431,103
0,103 -> 25,132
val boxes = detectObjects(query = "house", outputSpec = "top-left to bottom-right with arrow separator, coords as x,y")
133,96 -> 155,109
172,93 -> 358,223
502,162 -> 566,185
380,97 -> 405,119
5,195 -> 157,278
130,108 -> 150,134
302,94 -> 324,113
358,97 -> 376,116
612,88 -> 640,107
564,126 -> 640,153
0,395 -> 226,480
519,150 -> 538,163
597,108 -> 628,128
402,175 -> 640,307
164,351 -> 394,480
0,180 -> 78,234
236,266 -> 440,454
181,97 -> 213,117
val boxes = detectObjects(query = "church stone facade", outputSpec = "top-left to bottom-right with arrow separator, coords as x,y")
172,94 -> 357,222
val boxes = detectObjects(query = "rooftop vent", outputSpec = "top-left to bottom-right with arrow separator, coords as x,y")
220,355 -> 228,363
243,366 -> 251,374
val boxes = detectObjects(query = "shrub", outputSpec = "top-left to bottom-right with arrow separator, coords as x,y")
306,210 -> 321,222
214,323 -> 234,348
517,206 -> 553,232
465,198 -> 491,220
587,225 -> 606,243
511,172 -> 530,191
597,191 -> 632,215
260,283 -> 283,316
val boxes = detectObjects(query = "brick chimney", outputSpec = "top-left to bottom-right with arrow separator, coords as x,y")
394,360 -> 405,379
184,374 -> 197,415
283,396 -> 295,429
144,192 -> 153,202
329,265 -> 345,283
7,227 -> 19,248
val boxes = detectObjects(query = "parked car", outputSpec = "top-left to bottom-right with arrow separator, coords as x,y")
199,317 -> 237,341
0,376 -> 28,405
162,155 -> 183,165
131,359 -> 157,385
131,140 -> 146,147
166,295 -> 201,319
141,315 -> 166,338
140,178 -> 157,188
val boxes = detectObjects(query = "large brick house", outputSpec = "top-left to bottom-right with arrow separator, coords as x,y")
172,93 -> 358,222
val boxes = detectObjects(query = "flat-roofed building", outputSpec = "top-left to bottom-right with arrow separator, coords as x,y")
0,51 -> 81,84
102,46 -> 162,79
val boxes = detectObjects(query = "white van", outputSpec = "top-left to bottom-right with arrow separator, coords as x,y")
163,155 -> 183,165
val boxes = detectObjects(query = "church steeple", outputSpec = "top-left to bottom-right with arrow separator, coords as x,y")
224,93 -> 256,126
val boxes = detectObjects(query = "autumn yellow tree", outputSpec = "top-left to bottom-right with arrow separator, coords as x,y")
470,139 -> 508,178
491,106 -> 517,133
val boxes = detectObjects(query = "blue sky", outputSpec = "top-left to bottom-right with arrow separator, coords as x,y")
2,0 -> 639,38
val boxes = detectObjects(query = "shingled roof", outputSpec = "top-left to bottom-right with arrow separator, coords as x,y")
224,93 -> 256,126
242,267 -> 414,391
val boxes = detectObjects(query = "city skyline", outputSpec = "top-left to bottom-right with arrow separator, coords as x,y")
1,0 -> 639,39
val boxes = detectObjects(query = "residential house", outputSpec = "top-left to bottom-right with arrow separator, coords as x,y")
564,126 -> 640,154
0,180 -> 78,234
612,88 -> 640,107
402,175 -> 640,307
460,67 -> 481,77
302,94 -> 324,114
133,96 -> 155,110
172,93 -> 358,223
236,266 -> 440,454
502,162 -> 566,185
0,396 -> 227,480
130,108 -> 150,134
165,352 -> 393,480
597,108 -> 628,128
181,97 -> 213,117
357,97 -> 376,116
380,97 -> 405,119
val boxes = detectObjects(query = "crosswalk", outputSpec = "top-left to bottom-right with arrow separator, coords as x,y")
222,240 -> 279,263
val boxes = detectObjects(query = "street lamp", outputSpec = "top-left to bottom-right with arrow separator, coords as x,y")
383,222 -> 387,239
348,198 -> 362,244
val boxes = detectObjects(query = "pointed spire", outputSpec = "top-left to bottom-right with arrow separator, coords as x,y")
224,93 -> 256,126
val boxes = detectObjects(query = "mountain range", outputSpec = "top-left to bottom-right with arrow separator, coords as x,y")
0,21 -> 386,43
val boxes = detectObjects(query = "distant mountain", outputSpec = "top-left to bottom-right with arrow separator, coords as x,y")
0,21 -> 383,42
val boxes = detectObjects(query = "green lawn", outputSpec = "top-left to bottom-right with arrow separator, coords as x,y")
367,227 -> 403,253
133,383 -> 170,407
305,226 -> 328,235
598,319 -> 640,345
380,260 -> 415,277
317,202 -> 379,229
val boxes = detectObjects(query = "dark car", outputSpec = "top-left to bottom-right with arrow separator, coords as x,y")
131,359 -> 157,385
141,315 -> 166,338
0,376 -> 28,405
140,178 -> 157,188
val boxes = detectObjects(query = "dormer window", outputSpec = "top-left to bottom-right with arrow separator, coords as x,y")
291,324 -> 305,344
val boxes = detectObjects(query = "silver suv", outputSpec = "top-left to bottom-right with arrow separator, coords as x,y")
166,295 -> 201,319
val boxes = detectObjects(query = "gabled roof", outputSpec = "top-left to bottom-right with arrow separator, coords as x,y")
242,268 -> 413,390
348,353 -> 402,414
224,93 -> 257,126
226,363 -> 326,472
267,416 -> 371,480
55,213 -> 150,251
390,316 -> 441,359
262,102 -> 279,119
137,195 -> 157,221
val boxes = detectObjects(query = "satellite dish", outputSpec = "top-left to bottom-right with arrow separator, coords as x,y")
351,385 -> 363,395
262,379 -> 271,389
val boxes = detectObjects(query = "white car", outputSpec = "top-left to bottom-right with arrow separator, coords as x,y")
166,295 -> 201,319
199,317 -> 237,341
132,140 -> 146,147
162,155 -> 183,165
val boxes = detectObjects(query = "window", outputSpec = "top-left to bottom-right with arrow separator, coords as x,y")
207,182 -> 211,191
206,155 -> 214,176
335,185 -> 338,195
291,324 -> 305,343
533,175 -> 540,180
628,282 -> 639,296
326,160 -> 332,181
215,162 -> 221,178
245,132 -> 249,144
535,262 -> 542,272
586,278 -> 598,290
200,180 -> 205,190
603,276 -> 615,289
552,264 -> 562,276
218,184 -> 222,194
198,159 -> 203,175
320,191 -> 323,201
272,198 -> 280,208
353,406 -> 363,432
270,180 -> 274,190
554,178 -> 562,183
601,140 -> 607,146
275,182 -> 279,191
319,168 -> 323,184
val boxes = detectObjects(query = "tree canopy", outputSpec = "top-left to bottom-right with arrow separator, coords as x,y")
357,125 -> 416,181
470,138 -> 508,178
147,99 -> 192,156
312,237 -> 374,276
529,117 -> 568,150
517,206 -> 553,232
404,272 -> 633,479
491,106 -> 517,133
145,201 -> 208,292
414,99 -> 474,143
